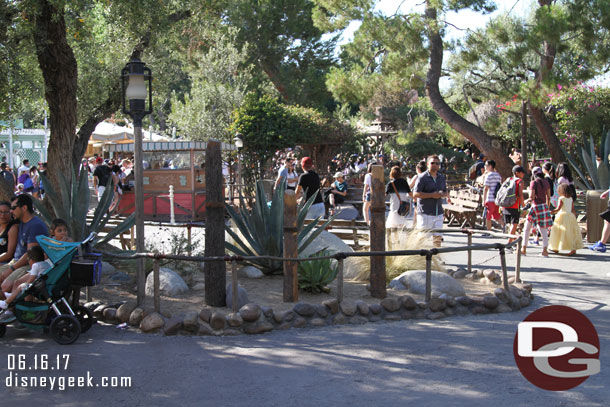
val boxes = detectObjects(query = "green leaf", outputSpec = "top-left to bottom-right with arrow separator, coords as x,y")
93,213 -> 135,247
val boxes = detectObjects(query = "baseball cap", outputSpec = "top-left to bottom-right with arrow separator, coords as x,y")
334,172 -> 343,178
532,166 -> 543,175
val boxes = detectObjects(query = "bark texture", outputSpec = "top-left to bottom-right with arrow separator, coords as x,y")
424,3 -> 515,177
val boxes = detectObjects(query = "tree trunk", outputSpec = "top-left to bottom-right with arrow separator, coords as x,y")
32,1 -> 78,205
424,3 -> 515,177
527,1 -> 566,164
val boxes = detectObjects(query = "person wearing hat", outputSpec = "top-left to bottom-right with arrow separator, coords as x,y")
521,166 -> 552,257
295,157 -> 325,219
0,163 -> 15,190
325,172 -> 348,216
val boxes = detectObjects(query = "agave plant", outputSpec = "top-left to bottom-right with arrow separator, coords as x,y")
564,130 -> 610,190
33,165 -> 135,247
225,179 -> 334,275
298,249 -> 338,293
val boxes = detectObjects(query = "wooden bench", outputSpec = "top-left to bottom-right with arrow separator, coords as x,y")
304,218 -> 369,248
443,189 -> 483,228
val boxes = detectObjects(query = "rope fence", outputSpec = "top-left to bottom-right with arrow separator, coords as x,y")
98,227 -> 523,313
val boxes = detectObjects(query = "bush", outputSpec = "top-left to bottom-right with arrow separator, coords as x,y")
298,249 -> 338,293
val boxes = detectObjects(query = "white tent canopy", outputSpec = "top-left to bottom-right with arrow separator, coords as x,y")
91,122 -> 171,142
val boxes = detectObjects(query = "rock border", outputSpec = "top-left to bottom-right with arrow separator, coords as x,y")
86,282 -> 534,336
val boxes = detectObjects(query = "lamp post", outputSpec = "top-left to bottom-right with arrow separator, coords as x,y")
121,57 -> 152,306
234,133 -> 243,197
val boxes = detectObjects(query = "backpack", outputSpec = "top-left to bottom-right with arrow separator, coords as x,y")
468,164 -> 478,180
495,177 -> 518,208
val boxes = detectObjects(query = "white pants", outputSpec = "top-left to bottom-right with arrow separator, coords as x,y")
97,186 -> 106,202
416,214 -> 444,236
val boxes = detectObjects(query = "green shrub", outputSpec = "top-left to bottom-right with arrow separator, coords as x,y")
298,249 -> 338,293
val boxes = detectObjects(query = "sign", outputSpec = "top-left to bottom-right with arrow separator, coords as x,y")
513,305 -> 600,391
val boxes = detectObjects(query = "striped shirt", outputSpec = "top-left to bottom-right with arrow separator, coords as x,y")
484,171 -> 502,202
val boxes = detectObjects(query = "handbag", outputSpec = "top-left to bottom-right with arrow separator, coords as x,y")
391,181 -> 410,216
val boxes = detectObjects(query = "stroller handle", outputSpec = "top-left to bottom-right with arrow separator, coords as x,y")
82,232 -> 96,245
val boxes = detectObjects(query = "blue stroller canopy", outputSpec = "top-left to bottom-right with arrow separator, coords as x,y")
36,236 -> 81,265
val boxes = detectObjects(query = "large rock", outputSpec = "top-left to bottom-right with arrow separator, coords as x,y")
210,312 -> 226,330
183,312 -> 200,332
163,316 -> 183,336
239,303 -> 262,322
333,204 -> 359,220
101,261 -> 117,274
300,231 -> 359,279
140,312 -> 165,332
293,302 -> 316,317
145,268 -> 189,297
237,266 -> 264,279
395,270 -> 465,297
116,302 -> 137,323
129,308 -> 145,326
226,283 -> 249,309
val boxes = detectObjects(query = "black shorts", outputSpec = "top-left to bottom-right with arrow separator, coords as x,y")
601,203 -> 610,223
503,208 -> 521,225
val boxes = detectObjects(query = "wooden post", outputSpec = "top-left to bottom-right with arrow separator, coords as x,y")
204,140 -> 227,306
283,190 -> 298,302
425,253 -> 432,302
187,223 -> 192,257
467,232 -> 472,274
231,259 -> 239,312
499,247 -> 510,292
515,239 -> 522,283
153,258 -> 160,313
337,258 -> 344,303
369,165 -> 386,298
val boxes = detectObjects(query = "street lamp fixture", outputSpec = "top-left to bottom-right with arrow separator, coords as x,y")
234,133 -> 244,150
233,133 -> 244,197
121,57 -> 153,306
507,115 -> 513,130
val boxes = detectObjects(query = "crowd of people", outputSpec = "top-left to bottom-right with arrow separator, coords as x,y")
272,147 -> 610,254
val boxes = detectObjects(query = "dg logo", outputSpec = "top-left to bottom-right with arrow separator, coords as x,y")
514,305 -> 600,391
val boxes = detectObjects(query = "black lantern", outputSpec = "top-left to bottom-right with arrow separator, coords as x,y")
121,57 -> 153,126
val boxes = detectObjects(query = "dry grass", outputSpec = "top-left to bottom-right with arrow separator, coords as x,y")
351,228 -> 445,282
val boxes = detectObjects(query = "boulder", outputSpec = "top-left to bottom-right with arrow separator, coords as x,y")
293,317 -> 307,328
340,301 -> 357,316
333,314 -> 347,325
333,204 -> 359,220
483,296 -> 499,310
483,269 -> 497,281
210,312 -> 226,330
140,312 -> 165,332
101,261 -> 116,274
116,302 -> 137,323
129,308 -> 145,326
322,299 -> 339,314
226,283 -> 249,309
315,305 -> 328,318
369,303 -> 383,315
310,318 -> 327,327
293,302 -> 316,317
102,308 -> 116,321
427,312 -> 446,320
355,301 -> 369,316
396,270 -> 465,297
226,313 -> 243,327
145,268 -> 189,297
349,316 -> 368,325
244,321 -> 274,334
380,298 -> 400,312
198,322 -> 214,336
429,297 -> 447,312
300,231 -> 359,280
237,266 -> 264,279
191,283 -> 205,291
109,272 -> 130,283
163,316 -> 183,336
399,295 -> 417,310
199,307 -> 213,323
183,312 -> 200,332
239,303 -> 261,322
453,268 -> 468,279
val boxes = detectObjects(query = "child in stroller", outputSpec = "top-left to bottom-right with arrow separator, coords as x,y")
0,246 -> 50,319
0,233 -> 101,344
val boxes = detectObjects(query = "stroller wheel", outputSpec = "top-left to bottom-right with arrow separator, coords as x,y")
0,324 -> 6,338
74,306 -> 94,333
50,315 -> 81,345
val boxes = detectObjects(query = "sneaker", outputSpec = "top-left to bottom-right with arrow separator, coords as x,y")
0,310 -> 15,323
589,241 -> 607,253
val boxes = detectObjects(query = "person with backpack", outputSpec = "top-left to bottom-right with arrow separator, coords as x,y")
482,160 -> 503,231
521,167 -> 553,257
496,165 -> 525,244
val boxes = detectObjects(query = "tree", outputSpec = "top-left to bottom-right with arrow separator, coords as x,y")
1,0 -> 194,204
169,29 -> 252,141
223,0 -> 338,110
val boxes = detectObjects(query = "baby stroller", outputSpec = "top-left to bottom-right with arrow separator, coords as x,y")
0,233 -> 102,344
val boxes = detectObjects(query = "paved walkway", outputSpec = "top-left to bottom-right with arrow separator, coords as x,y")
1,233 -> 608,406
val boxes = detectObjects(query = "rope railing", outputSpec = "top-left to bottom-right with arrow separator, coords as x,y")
97,227 -> 523,313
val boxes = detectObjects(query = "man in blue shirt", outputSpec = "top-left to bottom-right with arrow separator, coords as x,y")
0,194 -> 49,299
413,155 -> 449,247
